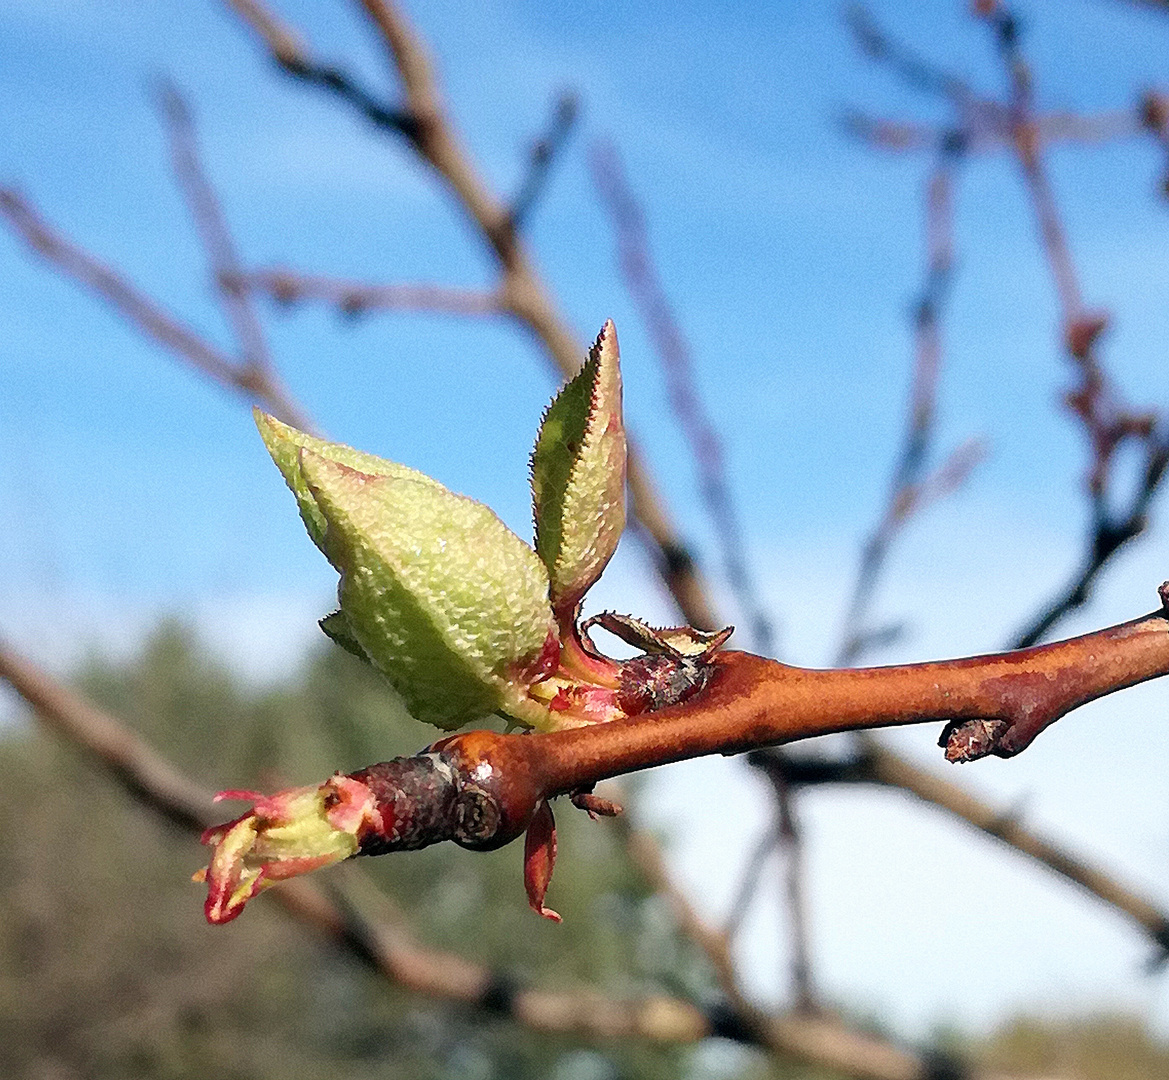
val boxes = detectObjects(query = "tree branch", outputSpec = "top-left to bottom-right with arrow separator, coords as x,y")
616,815 -> 1036,1080
506,598 -> 1169,798
225,0 -> 721,630
750,740 -> 1169,965
0,187 -> 312,431
158,81 -> 276,380
589,139 -> 776,654
981,5 -> 1169,647
836,147 -> 978,666
236,268 -> 504,317
508,91 -> 579,232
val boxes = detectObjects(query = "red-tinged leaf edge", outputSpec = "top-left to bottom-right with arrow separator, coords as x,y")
523,799 -> 561,922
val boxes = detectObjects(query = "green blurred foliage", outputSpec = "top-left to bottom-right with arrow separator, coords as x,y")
977,1014 -> 1169,1080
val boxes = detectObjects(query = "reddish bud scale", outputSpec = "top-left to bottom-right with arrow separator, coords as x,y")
349,755 -> 459,856
616,653 -> 714,716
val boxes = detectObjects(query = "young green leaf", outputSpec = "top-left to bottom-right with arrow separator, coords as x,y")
531,320 -> 627,614
254,409 -> 440,551
299,450 -> 557,730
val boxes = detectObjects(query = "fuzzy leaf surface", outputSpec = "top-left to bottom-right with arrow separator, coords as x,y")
531,320 -> 626,611
299,450 -> 556,730
255,409 -> 440,551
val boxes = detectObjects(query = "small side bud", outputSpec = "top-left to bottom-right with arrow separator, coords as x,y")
940,718 -> 1012,763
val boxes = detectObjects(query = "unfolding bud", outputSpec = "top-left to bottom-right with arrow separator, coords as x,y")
531,320 -> 627,618
194,775 -> 378,924
582,611 -> 734,715
198,737 -> 550,924
256,411 -> 560,731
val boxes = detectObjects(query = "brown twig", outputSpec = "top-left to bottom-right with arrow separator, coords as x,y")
158,82 -> 276,381
845,107 -> 1139,156
765,767 -> 816,1011
236,269 -> 504,317
749,743 -> 1169,966
721,824 -> 778,942
225,0 -> 720,630
589,139 -> 775,654
847,3 -> 1169,650
328,593 -> 1169,871
618,815 -> 1050,1080
616,819 -> 928,1079
526,599 -> 1169,788
980,5 -> 1169,647
811,72 -> 1169,970
508,91 -> 579,232
0,187 -> 312,431
836,147 -> 983,666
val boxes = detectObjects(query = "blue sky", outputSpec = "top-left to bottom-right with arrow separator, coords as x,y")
4,0 -> 1169,1045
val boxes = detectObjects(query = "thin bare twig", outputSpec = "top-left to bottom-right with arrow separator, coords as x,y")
748,743 -> 1169,966
227,0 -> 417,137
721,825 -> 778,943
770,768 -> 816,1011
226,0 -> 721,630
847,3 -> 1169,649
979,5 -> 1169,647
828,23 -> 1169,967
237,269 -> 504,317
845,107 -> 1140,156
0,187 -> 312,431
619,815 -> 1048,1080
586,136 -> 816,1006
836,146 -> 984,667
158,81 -> 275,379
508,91 -> 579,231
590,139 -> 775,655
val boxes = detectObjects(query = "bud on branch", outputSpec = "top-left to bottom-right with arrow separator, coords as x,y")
198,322 -> 1169,923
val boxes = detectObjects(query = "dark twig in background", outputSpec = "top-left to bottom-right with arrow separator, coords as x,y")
980,4 -> 1169,647
753,762 -> 816,1012
234,269 -> 504,318
509,92 -> 579,232
848,3 -> 1169,649
748,744 -> 1169,967
744,0 -> 1169,977
0,188 -> 311,430
590,138 -> 776,656
835,144 -> 982,667
158,82 -> 275,382
722,823 -> 779,944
